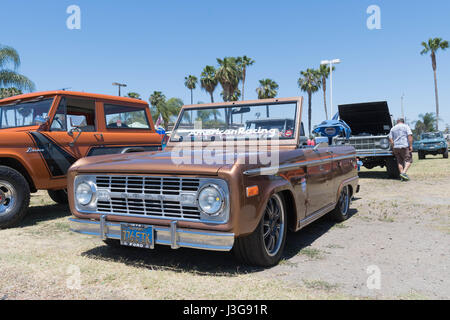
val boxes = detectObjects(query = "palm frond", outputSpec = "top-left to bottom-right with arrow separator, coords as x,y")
0,70 -> 35,91
0,45 -> 21,69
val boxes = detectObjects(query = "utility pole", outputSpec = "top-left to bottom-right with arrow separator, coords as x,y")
320,59 -> 341,118
401,93 -> 405,121
112,82 -> 127,97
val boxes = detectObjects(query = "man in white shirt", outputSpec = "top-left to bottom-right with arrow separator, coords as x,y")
388,118 -> 413,181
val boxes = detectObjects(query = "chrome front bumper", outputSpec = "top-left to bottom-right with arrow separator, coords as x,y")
69,217 -> 235,251
356,150 -> 393,157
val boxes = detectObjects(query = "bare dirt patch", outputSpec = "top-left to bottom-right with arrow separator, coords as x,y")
0,154 -> 448,299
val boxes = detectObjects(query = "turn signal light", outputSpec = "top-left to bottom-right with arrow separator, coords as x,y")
246,186 -> 259,198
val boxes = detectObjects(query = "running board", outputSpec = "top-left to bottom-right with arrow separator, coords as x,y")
298,203 -> 336,229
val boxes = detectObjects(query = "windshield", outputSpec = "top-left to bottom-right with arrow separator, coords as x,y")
421,132 -> 442,140
171,102 -> 298,142
0,98 -> 53,128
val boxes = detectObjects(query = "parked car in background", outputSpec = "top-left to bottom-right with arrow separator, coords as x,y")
69,97 -> 359,267
0,91 -> 162,228
334,101 -> 400,178
412,140 -> 420,152
416,132 -> 448,159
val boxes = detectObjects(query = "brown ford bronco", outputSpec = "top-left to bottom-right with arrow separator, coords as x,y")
0,91 -> 162,228
68,97 -> 359,267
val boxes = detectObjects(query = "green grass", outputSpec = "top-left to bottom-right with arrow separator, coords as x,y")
299,247 -> 323,260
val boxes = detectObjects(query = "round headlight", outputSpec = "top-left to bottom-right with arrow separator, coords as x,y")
75,182 -> 95,206
379,138 -> 389,149
198,185 -> 224,216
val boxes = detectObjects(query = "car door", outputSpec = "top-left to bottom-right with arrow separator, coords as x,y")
304,146 -> 335,216
85,101 -> 162,156
39,96 -> 103,178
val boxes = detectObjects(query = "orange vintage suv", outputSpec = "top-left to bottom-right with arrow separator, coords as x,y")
0,91 -> 162,228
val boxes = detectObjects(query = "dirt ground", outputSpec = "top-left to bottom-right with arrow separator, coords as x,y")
0,153 -> 448,300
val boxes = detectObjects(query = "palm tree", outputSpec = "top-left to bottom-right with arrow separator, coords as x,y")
216,57 -> 241,125
318,64 -> 335,120
236,56 -> 255,100
149,91 -> 165,109
126,92 -> 141,99
256,79 -> 279,99
420,38 -> 449,130
298,68 -> 321,136
149,91 -> 169,129
216,57 -> 240,102
413,113 -> 437,136
0,45 -> 35,92
184,75 -> 198,105
200,66 -> 218,103
256,78 -> 279,118
0,87 -> 22,99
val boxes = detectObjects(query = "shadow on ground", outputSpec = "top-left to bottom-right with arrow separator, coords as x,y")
358,171 -> 394,180
81,209 -> 358,276
21,204 -> 71,227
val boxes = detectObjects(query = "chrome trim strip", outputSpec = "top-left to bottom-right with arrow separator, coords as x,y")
244,154 -> 355,176
337,135 -> 389,140
298,202 -> 336,229
357,152 -> 393,157
69,218 -> 235,252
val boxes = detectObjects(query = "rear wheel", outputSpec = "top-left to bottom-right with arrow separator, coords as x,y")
48,189 -> 68,204
386,158 -> 400,179
233,193 -> 287,267
418,151 -> 425,160
329,185 -> 351,222
0,166 -> 30,229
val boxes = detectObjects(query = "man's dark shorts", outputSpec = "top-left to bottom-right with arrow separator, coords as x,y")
393,148 -> 413,165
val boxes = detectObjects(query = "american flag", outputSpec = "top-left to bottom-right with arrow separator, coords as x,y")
155,113 -> 164,128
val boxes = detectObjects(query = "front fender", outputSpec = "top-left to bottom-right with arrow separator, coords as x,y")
235,175 -> 298,237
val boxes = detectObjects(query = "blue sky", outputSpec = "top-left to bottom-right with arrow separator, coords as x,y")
1,0 -> 450,129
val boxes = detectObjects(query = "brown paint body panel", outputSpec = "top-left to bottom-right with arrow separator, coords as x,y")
68,97 -> 359,238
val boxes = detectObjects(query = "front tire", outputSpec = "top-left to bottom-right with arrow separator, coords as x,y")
444,149 -> 448,159
418,151 -> 425,160
233,193 -> 287,267
48,189 -> 68,204
386,158 -> 400,179
0,166 -> 30,229
329,185 -> 351,222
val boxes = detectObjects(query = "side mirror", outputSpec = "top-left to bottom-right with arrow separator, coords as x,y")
35,116 -> 50,131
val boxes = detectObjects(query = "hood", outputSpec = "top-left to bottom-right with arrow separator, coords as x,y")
71,149 -> 238,175
338,101 -> 392,135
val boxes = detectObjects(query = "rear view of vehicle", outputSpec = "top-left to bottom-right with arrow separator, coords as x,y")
334,101 -> 400,178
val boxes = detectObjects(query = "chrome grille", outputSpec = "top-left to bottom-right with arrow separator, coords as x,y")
95,176 -> 201,220
347,138 -> 376,150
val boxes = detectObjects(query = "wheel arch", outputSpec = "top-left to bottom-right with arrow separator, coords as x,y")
254,178 -> 299,234
0,157 -> 37,193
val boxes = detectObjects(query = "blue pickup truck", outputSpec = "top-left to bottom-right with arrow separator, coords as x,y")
416,132 -> 448,159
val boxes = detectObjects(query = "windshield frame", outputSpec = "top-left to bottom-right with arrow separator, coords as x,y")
0,97 -> 54,129
168,97 -> 303,147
